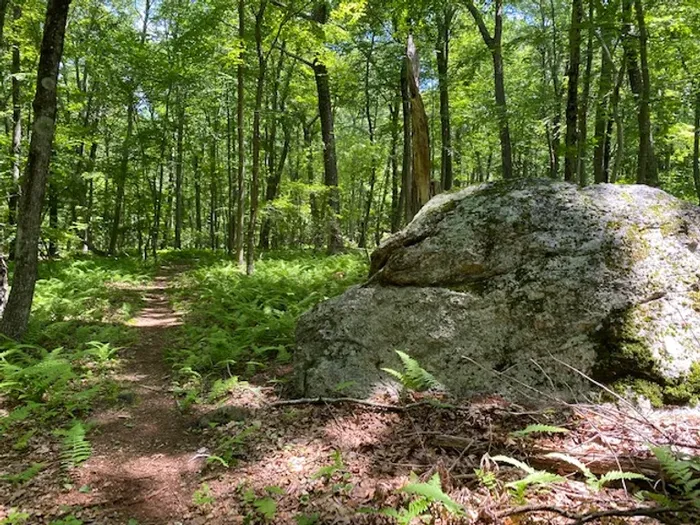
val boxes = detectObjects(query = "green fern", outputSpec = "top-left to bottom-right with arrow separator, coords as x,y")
650,446 -> 700,508
510,424 -> 569,438
380,472 -> 463,523
492,455 -> 565,502
55,421 -> 92,468
381,351 -> 442,392
544,452 -> 647,491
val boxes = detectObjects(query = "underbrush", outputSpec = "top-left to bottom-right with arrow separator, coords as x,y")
167,250 -> 367,394
0,255 -> 151,434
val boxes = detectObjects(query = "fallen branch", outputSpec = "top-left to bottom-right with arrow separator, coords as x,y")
431,434 -> 662,478
498,503 -> 691,524
267,397 -> 433,411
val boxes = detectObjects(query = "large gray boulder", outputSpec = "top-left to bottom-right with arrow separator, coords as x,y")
295,179 -> 700,404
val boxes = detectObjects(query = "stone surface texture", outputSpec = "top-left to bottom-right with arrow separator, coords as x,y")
295,179 -> 700,402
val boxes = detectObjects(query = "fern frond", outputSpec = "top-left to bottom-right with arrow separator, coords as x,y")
511,424 -> 569,438
492,455 -> 536,474
597,471 -> 648,488
382,351 -> 442,392
55,421 -> 92,468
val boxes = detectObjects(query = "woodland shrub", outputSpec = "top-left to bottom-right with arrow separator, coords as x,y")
168,251 -> 367,384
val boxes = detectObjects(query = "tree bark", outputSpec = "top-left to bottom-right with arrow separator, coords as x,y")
8,4 -> 21,258
577,0 -> 594,185
436,6 -> 454,191
633,0 -> 657,186
406,35 -> 431,220
246,0 -> 268,274
235,0 -> 246,265
0,0 -> 72,340
464,0 -> 513,179
109,100 -> 134,254
174,101 -> 185,249
564,0 -> 583,182
313,60 -> 343,254
358,34 -> 377,249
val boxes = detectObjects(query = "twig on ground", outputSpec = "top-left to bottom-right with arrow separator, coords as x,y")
266,397 -> 425,411
498,503 -> 690,524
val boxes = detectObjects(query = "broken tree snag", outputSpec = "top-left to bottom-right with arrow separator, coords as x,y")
406,34 -> 431,221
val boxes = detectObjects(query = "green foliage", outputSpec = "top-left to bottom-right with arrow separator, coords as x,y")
380,472 -> 463,524
55,421 -> 92,468
192,483 -> 215,507
492,455 -> 566,503
0,510 -> 30,525
510,424 -> 569,438
381,351 -> 441,392
49,517 -> 83,525
0,463 -> 45,485
646,446 -> 700,509
168,252 -> 366,391
543,452 -> 648,491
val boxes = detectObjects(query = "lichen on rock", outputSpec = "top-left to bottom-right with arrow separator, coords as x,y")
295,179 -> 700,404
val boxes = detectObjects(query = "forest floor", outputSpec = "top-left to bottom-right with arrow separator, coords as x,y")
2,253 -> 700,524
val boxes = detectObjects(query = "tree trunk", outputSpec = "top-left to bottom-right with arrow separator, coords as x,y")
235,0 -> 246,265
633,0 -> 657,186
194,152 -> 202,247
464,0 -> 513,180
246,2 -> 267,275
48,180 -> 59,257
174,102 -> 185,249
313,60 -> 343,254
406,35 -> 431,220
0,0 -> 71,340
8,5 -> 21,258
109,100 -> 134,254
358,34 -> 377,249
564,0 -> 583,182
259,47 -> 289,251
577,0 -> 594,185
389,97 -> 400,232
436,6 -> 454,191
400,57 -> 412,225
0,255 -> 7,320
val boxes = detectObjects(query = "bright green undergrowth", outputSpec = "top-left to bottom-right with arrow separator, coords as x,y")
168,251 -> 367,387
1,255 -> 152,433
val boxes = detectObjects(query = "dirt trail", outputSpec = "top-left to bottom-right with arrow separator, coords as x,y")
64,268 -> 204,524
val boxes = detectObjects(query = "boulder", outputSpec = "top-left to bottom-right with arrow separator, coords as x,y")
295,179 -> 700,404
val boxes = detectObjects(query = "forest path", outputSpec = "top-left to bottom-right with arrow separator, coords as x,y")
64,266 -> 204,524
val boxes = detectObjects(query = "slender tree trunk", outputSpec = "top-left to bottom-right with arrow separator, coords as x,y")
577,0 -> 594,185
48,180 -> 59,257
194,152 -> 202,247
359,34 -> 377,248
436,7 -> 454,191
313,60 -> 343,254
389,97 -> 400,232
565,0 -> 583,182
174,102 -> 185,249
8,5 -> 21,258
0,256 -> 7,319
109,100 -> 134,254
235,0 -> 246,265
259,48 -> 288,251
0,0 -> 71,339
633,0 -> 657,186
464,0 -> 513,179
